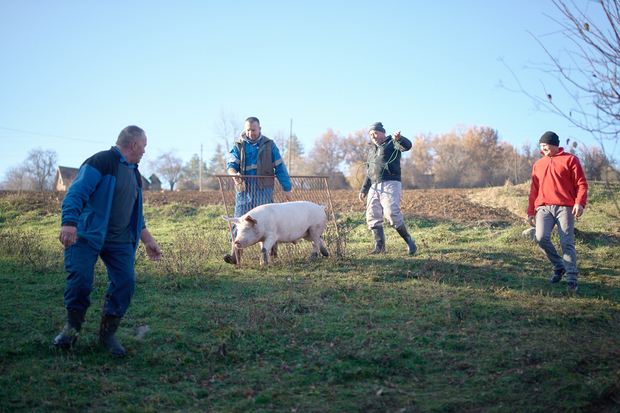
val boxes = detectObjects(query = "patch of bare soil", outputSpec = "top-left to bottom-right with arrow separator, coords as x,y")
0,188 -> 523,224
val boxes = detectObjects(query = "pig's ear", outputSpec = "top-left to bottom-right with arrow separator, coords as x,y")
244,215 -> 258,226
222,215 -> 239,223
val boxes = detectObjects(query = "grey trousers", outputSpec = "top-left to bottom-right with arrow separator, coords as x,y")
366,181 -> 404,230
535,205 -> 578,283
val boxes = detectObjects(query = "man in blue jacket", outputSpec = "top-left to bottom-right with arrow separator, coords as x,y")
223,116 -> 292,264
359,122 -> 417,255
54,125 -> 162,356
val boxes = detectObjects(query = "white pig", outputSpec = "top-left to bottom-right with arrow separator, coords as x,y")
221,201 -> 329,265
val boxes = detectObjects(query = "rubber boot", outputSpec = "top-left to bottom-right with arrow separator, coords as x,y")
369,226 -> 386,254
223,245 -> 242,264
98,315 -> 126,357
54,309 -> 87,348
396,224 -> 417,255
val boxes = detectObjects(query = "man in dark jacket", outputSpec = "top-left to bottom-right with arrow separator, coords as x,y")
359,122 -> 417,255
54,125 -> 162,356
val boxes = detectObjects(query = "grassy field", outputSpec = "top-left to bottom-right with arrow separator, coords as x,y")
1,182 -> 619,412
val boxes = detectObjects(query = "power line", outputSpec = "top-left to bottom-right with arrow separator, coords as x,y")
0,126 -> 108,144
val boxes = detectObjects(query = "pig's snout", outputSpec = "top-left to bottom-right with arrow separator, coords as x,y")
233,239 -> 244,248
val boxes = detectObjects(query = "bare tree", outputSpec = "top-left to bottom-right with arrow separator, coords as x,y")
505,0 -> 620,165
1,164 -> 33,190
579,143 -> 611,180
502,0 -> 620,210
26,147 -> 58,190
213,109 -> 243,154
149,151 -> 183,190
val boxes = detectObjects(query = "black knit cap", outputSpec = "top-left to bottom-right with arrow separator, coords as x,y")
369,122 -> 386,133
539,131 -> 560,146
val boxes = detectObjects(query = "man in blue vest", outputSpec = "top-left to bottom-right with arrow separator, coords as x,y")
223,117 -> 292,264
54,125 -> 162,356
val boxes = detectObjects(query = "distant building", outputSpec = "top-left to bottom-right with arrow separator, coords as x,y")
53,165 -> 161,191
54,166 -> 79,191
414,173 -> 435,189
149,174 -> 162,190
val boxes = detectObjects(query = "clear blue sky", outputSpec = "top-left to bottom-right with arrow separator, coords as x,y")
1,1 -> 614,185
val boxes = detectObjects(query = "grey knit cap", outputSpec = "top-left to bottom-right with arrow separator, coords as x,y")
539,131 -> 560,146
369,122 -> 386,133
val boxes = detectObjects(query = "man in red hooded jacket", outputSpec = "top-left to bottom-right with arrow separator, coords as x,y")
527,131 -> 588,292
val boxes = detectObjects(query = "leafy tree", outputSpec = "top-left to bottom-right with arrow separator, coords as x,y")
179,154 -> 208,190
306,128 -> 349,189
461,126 -> 505,187
432,129 -> 469,188
306,128 -> 346,175
26,147 -> 58,190
401,133 -> 435,189
149,151 -> 183,190
207,144 -> 228,175
342,128 -> 371,189
283,134 -> 305,175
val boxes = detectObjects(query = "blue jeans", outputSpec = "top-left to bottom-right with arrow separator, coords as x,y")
64,241 -> 136,317
535,205 -> 578,283
234,187 -> 274,217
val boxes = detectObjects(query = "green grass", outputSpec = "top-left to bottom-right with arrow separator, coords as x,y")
1,182 -> 620,412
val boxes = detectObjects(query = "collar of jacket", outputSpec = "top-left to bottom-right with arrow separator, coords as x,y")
373,135 -> 393,147
111,146 -> 138,168
539,147 -> 565,158
240,134 -> 262,146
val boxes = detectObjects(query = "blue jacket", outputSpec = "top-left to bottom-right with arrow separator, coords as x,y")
61,146 -> 145,252
227,135 -> 292,191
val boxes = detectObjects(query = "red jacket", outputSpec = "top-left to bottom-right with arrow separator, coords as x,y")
527,148 -> 588,216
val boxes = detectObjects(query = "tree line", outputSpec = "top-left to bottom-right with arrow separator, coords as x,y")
159,123 -> 617,191
1,124 -> 616,191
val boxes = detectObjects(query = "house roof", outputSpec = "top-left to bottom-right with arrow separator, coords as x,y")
57,166 -> 79,183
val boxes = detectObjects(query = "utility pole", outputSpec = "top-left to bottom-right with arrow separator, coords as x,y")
200,143 -> 203,192
288,119 -> 293,174
514,146 -> 518,185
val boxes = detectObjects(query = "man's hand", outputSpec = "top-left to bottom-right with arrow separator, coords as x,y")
572,204 -> 584,218
140,228 -> 162,261
527,215 -> 536,228
232,172 -> 242,185
227,168 -> 242,185
144,241 -> 162,261
59,225 -> 77,248
283,191 -> 292,202
393,131 -> 402,142
359,193 -> 366,203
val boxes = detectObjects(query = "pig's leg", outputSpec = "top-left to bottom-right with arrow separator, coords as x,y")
319,238 -> 329,257
269,243 -> 278,259
305,227 -> 322,263
261,237 -> 277,265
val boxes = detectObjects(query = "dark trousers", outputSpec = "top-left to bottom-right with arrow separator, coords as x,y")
64,241 -> 136,317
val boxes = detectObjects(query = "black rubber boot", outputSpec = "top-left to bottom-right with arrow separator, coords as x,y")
98,315 -> 126,357
223,246 -> 242,265
54,309 -> 87,348
396,224 -> 417,255
369,226 -> 386,254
